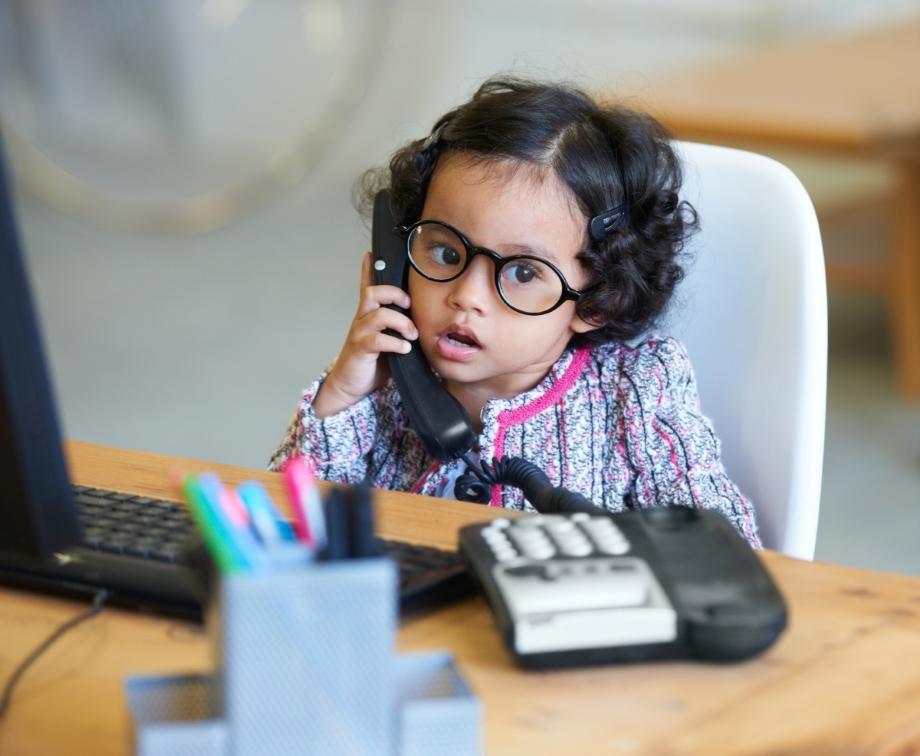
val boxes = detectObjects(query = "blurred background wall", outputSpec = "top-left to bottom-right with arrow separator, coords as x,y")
1,0 -> 918,573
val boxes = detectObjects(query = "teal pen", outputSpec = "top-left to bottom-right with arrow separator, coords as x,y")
197,473 -> 272,574
184,474 -> 272,575
236,481 -> 296,547
182,475 -> 244,575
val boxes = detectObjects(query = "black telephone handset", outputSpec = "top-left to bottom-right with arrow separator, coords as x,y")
371,190 -> 478,461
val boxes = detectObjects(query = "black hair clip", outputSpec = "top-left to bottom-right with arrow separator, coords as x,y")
421,122 -> 446,151
589,202 -> 628,241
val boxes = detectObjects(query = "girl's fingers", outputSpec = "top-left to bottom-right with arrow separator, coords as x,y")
357,283 -> 411,317
363,331 -> 413,355
356,306 -> 418,342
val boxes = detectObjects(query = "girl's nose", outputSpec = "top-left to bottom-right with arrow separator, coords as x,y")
446,255 -> 494,314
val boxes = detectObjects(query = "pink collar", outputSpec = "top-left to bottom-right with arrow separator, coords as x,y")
489,347 -> 591,506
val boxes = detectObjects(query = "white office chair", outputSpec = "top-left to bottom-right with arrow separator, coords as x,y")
664,142 -> 827,560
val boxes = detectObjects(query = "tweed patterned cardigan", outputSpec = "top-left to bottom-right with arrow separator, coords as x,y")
269,335 -> 761,547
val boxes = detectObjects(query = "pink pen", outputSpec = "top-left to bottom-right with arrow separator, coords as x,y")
281,457 -> 326,548
220,486 -> 250,529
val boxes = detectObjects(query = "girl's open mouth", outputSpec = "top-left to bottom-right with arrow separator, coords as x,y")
436,327 -> 482,361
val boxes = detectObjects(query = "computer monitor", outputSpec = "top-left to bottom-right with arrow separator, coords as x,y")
0,132 -> 82,558
0,135 -> 203,616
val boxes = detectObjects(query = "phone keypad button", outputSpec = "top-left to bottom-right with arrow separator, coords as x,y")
511,529 -> 556,560
582,518 -> 631,555
596,540 -> 630,555
556,536 -> 593,558
482,527 -> 519,561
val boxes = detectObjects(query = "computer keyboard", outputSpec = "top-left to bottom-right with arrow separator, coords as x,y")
76,487 -> 191,562
71,485 -> 474,617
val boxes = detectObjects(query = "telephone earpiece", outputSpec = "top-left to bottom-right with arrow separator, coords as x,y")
371,190 -> 477,461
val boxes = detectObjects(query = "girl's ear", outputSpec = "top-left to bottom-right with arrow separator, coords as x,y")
568,311 -> 601,335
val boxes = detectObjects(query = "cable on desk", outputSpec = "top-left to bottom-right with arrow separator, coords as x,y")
0,589 -> 110,719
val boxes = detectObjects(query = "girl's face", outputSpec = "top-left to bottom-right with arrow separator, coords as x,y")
408,154 -> 596,404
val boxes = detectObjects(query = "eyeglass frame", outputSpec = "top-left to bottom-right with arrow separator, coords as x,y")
399,219 -> 589,316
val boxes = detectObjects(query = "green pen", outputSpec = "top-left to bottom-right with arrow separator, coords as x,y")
182,474 -> 246,575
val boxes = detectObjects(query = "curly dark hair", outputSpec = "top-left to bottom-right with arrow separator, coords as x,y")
355,76 -> 699,345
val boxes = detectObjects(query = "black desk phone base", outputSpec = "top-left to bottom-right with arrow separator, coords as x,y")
459,506 -> 787,669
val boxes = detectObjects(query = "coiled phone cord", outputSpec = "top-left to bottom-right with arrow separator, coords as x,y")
456,454 -> 602,515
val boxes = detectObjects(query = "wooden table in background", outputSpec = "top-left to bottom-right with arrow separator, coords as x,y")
2,441 -> 920,754
643,20 -> 920,399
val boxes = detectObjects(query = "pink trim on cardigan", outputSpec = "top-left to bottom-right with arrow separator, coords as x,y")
489,347 -> 591,506
653,418 -> 681,476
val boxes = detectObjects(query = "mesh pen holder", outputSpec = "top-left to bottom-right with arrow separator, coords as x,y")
125,557 -> 481,756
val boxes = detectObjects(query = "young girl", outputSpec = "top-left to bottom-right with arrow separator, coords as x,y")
270,77 -> 761,547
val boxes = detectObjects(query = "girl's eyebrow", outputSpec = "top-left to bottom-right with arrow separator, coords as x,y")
501,243 -> 560,264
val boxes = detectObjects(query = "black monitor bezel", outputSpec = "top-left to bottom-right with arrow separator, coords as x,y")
0,132 -> 82,558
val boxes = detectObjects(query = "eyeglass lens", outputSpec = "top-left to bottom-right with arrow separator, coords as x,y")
407,222 -> 565,314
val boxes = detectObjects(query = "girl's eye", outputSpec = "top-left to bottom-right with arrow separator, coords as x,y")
502,261 -> 540,285
430,244 -> 462,267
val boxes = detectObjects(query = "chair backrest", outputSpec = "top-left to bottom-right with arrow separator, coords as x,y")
664,142 -> 827,560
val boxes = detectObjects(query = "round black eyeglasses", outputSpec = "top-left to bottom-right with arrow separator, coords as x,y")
401,220 -> 587,316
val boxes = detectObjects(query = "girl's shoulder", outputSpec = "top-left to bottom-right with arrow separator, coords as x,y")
589,333 -> 692,377
587,334 -> 696,400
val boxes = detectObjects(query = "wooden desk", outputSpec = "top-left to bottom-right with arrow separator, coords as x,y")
643,20 -> 920,399
3,441 -> 920,755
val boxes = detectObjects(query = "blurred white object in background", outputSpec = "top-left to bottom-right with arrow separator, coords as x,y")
0,0 -> 393,230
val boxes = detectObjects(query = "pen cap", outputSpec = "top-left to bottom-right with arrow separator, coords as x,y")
237,480 -> 296,545
345,484 -> 381,559
319,488 -> 350,561
318,484 -> 381,561
280,456 -> 328,550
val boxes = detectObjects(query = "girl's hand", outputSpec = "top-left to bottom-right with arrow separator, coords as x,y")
313,252 -> 418,418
